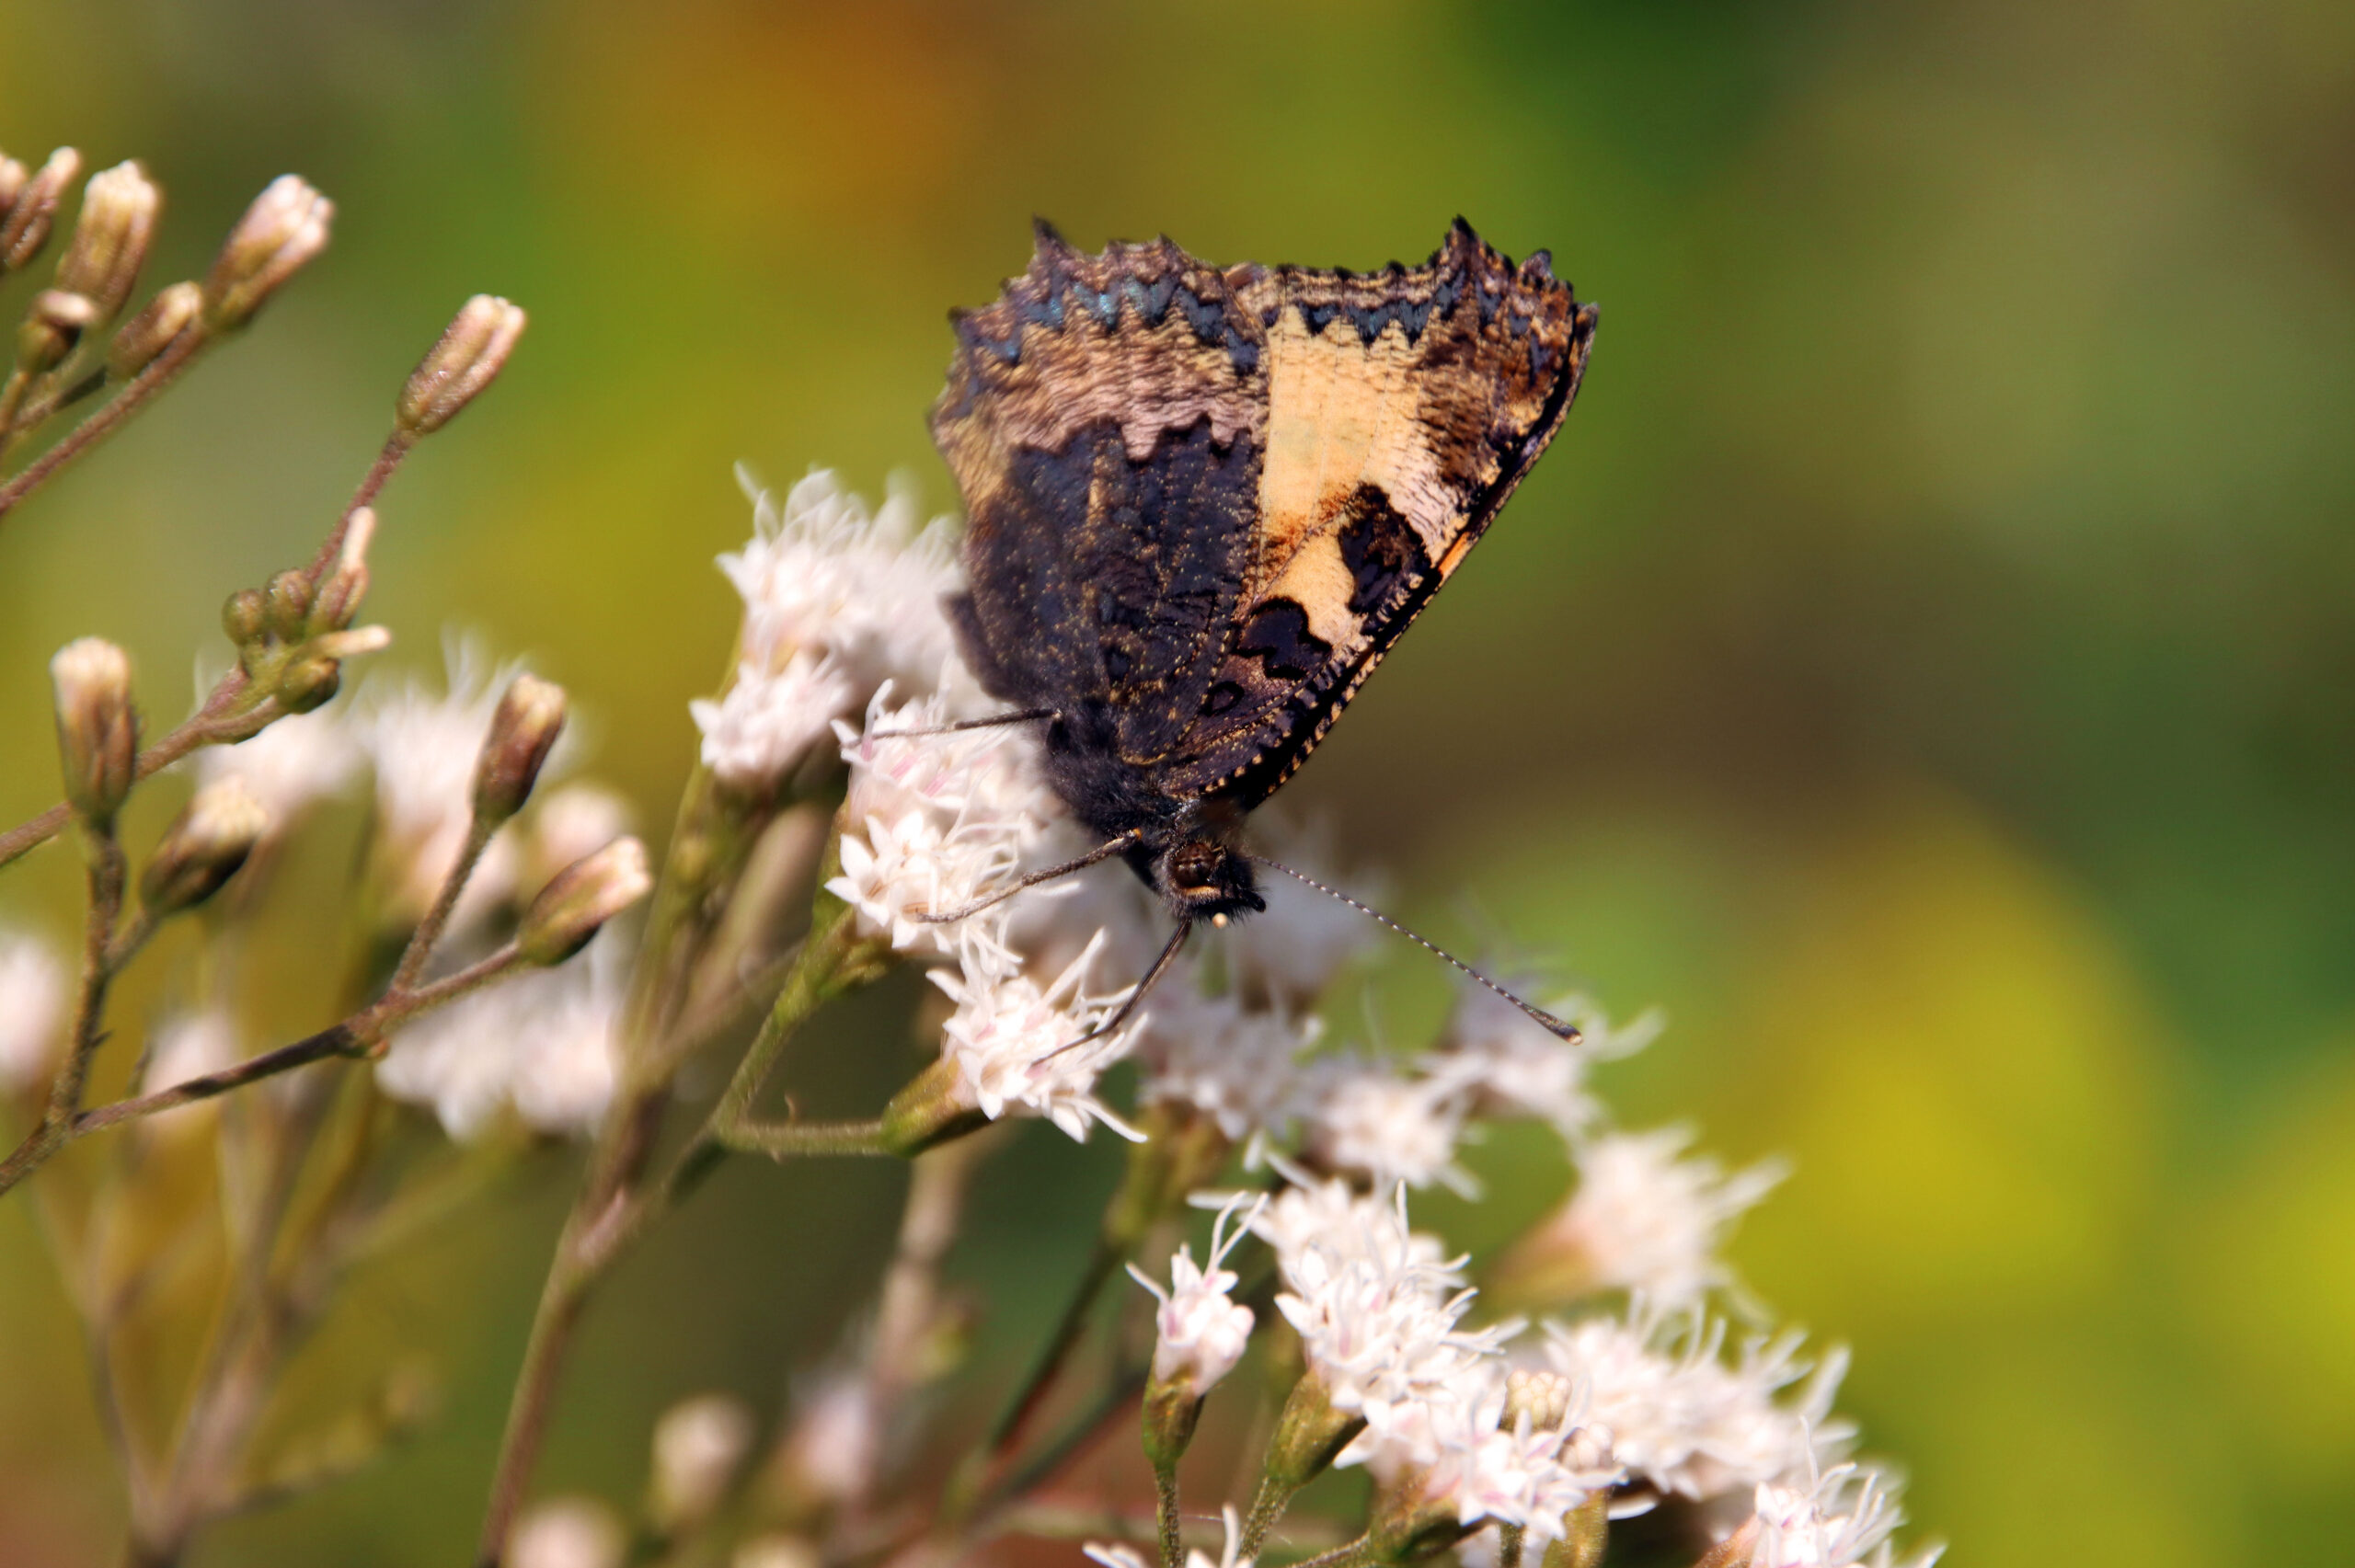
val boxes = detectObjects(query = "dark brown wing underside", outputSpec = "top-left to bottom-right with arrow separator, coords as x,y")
933,220 -> 1597,812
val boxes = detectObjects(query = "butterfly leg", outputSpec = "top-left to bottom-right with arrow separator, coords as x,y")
869,707 -> 1058,739
1044,915 -> 1194,1060
914,830 -> 1141,925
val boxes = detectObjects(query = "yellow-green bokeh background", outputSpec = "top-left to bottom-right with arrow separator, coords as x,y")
4,0 -> 2353,1562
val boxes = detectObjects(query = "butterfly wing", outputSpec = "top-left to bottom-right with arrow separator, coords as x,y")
1157,221 -> 1598,807
932,225 -> 1270,765
933,222 -> 1595,815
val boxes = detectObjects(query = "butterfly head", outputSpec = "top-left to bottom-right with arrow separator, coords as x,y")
1151,837 -> 1265,925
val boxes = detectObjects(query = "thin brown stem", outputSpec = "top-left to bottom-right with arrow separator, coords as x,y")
0,326 -> 208,526
389,813 -> 496,994
0,830 -> 128,1190
302,432 -> 411,590
0,943 -> 524,1193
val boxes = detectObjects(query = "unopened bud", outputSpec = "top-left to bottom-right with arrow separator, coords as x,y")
51,637 -> 137,826
0,148 -> 81,272
397,294 -> 526,437
222,586 -> 269,647
474,674 -> 568,826
277,654 -> 342,714
109,280 -> 201,379
17,290 -> 98,375
648,1393 -> 754,1535
55,161 -> 160,321
509,1498 -> 624,1568
262,567 -> 313,637
306,508 -> 373,632
517,837 -> 650,965
142,778 -> 270,917
1503,1368 -> 1575,1434
201,174 -> 332,330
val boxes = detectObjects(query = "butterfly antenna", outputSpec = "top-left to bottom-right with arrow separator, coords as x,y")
871,707 -> 1058,739
1045,916 -> 1194,1060
1246,854 -> 1581,1043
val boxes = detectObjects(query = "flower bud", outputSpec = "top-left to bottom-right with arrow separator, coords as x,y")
17,289 -> 98,376
276,653 -> 343,715
262,567 -> 314,638
648,1393 -> 754,1535
517,837 -> 650,965
222,585 -> 269,648
474,674 -> 568,826
51,637 -> 137,826
0,147 -> 81,272
307,508 -> 373,632
201,174 -> 332,330
54,160 -> 160,321
141,778 -> 270,917
397,294 -> 526,437
109,280 -> 201,379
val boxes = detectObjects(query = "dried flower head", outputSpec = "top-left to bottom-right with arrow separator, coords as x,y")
51,636 -> 137,826
397,293 -> 527,437
54,159 -> 160,321
1,147 -> 81,271
141,777 -> 270,917
201,174 -> 332,330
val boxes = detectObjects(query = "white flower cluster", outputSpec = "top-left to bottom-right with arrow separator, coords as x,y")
378,930 -> 626,1139
691,470 -> 972,791
0,928 -> 68,1095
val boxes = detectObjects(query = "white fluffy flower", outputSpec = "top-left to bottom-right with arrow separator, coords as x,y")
649,1393 -> 755,1530
526,783 -> 636,887
1541,1310 -> 1850,1502
377,933 -> 625,1139
832,811 -> 994,953
695,471 -> 974,790
776,1371 -> 881,1507
1264,1183 -> 1511,1470
194,704 -> 360,827
1540,1127 -> 1785,1304
0,930 -> 68,1094
1298,1056 -> 1476,1194
824,689 -> 1059,959
926,930 -> 1143,1142
1136,977 -> 1318,1144
1747,1464 -> 1933,1568
352,649 -> 523,922
692,647 -> 853,790
1408,1377 -> 1620,1549
1131,1196 -> 1261,1393
508,1497 -> 623,1568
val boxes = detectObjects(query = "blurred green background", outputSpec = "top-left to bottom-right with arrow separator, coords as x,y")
4,0 -> 2353,1562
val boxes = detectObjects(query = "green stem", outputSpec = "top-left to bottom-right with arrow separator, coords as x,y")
712,1116 -> 889,1159
0,830 -> 125,1192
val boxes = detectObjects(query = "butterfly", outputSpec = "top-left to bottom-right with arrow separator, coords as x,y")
926,219 -> 1598,1028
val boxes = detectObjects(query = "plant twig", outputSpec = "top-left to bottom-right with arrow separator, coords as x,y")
0,326 -> 208,527
0,944 -> 525,1195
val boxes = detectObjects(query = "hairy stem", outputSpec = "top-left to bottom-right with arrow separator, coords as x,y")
389,813 -> 496,994
1155,1462 -> 1184,1568
0,830 -> 127,1191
